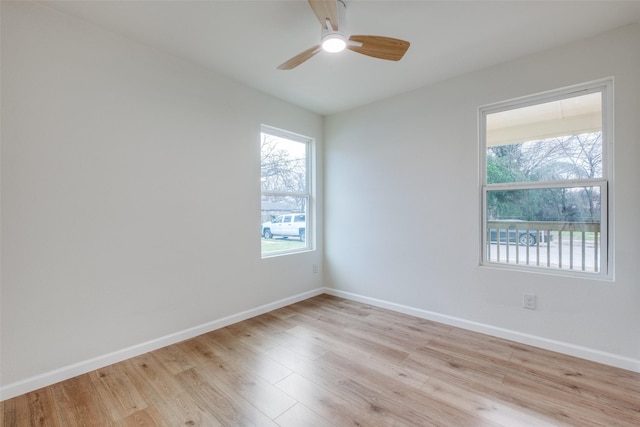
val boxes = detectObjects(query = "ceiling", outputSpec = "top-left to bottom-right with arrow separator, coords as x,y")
40,0 -> 640,116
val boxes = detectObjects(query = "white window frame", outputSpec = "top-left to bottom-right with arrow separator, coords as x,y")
479,79 -> 613,278
260,124 -> 313,258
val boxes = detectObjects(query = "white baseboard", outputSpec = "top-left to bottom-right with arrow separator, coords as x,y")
0,288 -> 325,401
324,288 -> 640,373
4,286 -> 637,401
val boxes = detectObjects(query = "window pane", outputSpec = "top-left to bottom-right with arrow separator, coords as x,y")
486,92 -> 602,184
261,195 -> 308,255
486,133 -> 602,184
486,186 -> 602,273
487,186 -> 601,222
261,133 -> 307,193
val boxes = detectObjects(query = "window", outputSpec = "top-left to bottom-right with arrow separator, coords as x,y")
480,80 -> 612,277
260,125 -> 312,257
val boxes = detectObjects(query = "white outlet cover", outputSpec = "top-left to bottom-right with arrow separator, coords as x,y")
524,294 -> 536,309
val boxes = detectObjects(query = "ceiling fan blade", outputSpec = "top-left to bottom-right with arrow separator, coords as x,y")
347,35 -> 410,61
277,45 -> 322,70
308,0 -> 339,30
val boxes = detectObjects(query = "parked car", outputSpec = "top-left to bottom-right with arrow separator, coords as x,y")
488,220 -> 550,246
262,214 -> 306,242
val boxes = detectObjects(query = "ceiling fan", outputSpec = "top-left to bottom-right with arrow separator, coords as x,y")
278,0 -> 410,70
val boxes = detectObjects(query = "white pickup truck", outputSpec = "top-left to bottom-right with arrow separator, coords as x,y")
262,214 -> 306,242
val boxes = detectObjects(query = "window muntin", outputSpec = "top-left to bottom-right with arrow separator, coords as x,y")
481,81 -> 611,276
261,125 -> 312,257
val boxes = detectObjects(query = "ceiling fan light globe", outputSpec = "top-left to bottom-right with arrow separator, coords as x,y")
322,36 -> 346,53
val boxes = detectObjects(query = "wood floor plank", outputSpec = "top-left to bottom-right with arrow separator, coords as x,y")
167,391 -> 225,427
420,371 -> 564,427
150,342 -> 196,376
115,407 -> 166,427
275,372 -> 387,426
509,347 -> 640,396
199,328 -> 293,385
87,363 -> 150,423
3,388 -> 60,427
120,353 -> 206,426
267,305 -> 300,321
309,350 -> 498,426
274,402 -> 333,427
217,315 -> 329,361
286,324 -> 431,389
303,295 -> 375,320
408,344 -> 507,386
179,335 -> 298,419
343,320 -> 437,355
501,371 -> 640,426
175,368 -> 278,426
289,313 -> 411,364
440,327 -> 515,361
124,353 -> 185,400
50,374 -> 112,427
3,294 -> 639,426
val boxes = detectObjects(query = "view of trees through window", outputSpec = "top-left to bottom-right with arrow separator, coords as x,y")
482,84 -> 610,275
260,128 -> 310,256
486,132 -> 602,222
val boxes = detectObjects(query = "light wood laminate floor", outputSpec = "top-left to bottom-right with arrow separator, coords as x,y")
2,294 -> 639,426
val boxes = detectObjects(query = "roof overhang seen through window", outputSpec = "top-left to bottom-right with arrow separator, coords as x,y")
486,92 -> 602,147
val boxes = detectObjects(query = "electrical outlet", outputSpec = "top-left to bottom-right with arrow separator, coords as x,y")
523,294 -> 536,310
312,264 -> 318,274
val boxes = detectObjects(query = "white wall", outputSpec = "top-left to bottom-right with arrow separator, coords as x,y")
2,2 -> 638,401
0,1 -> 323,396
325,24 -> 640,370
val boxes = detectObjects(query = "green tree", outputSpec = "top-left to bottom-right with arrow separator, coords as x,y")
486,133 -> 602,222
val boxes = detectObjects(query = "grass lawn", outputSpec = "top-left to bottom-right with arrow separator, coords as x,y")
261,237 -> 306,254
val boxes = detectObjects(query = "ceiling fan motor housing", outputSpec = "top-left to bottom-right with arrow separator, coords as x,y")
321,0 -> 347,52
